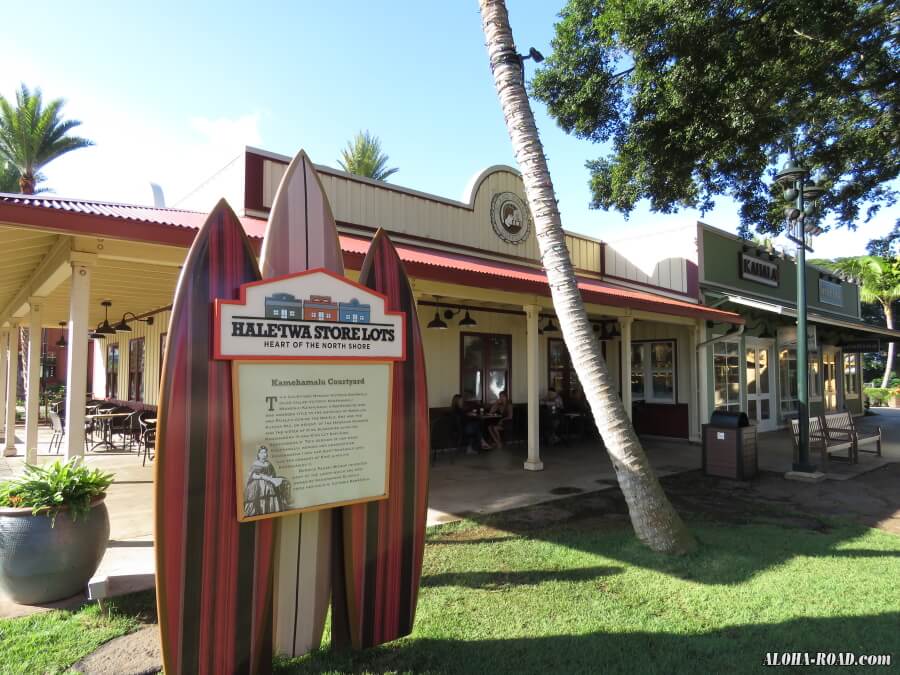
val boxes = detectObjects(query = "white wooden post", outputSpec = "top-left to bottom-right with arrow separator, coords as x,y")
0,327 -> 7,445
3,324 -> 17,457
688,324 -> 700,442
523,304 -> 543,471
618,316 -> 634,421
25,298 -> 44,463
65,258 -> 93,459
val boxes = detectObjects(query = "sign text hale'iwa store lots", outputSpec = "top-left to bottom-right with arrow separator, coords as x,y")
216,269 -> 405,522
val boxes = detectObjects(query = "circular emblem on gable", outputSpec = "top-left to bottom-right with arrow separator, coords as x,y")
490,192 -> 531,245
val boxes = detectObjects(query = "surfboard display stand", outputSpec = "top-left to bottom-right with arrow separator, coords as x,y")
154,152 -> 429,673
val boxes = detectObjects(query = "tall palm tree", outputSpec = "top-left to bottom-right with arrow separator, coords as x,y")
0,84 -> 93,194
479,0 -> 694,554
818,256 -> 900,387
337,131 -> 399,181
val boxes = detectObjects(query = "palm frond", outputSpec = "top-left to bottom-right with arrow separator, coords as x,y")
337,130 -> 398,181
0,84 -> 93,193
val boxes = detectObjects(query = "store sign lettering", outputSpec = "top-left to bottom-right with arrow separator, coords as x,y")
215,269 -> 406,361
739,253 -> 779,287
819,279 -> 843,307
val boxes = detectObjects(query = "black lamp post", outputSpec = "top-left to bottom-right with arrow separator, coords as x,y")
774,156 -> 827,473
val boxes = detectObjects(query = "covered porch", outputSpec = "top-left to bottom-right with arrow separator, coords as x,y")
0,195 -> 744,474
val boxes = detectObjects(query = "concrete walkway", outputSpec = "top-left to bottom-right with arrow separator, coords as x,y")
2,408 -> 899,617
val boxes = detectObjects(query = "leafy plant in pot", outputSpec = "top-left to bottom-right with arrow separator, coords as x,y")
0,459 -> 113,604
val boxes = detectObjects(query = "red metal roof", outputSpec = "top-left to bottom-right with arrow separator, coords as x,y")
0,193 -> 742,324
340,234 -> 742,324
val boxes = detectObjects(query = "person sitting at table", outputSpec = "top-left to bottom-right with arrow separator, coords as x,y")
487,390 -> 514,449
451,394 -> 489,454
542,387 -> 564,444
544,387 -> 564,410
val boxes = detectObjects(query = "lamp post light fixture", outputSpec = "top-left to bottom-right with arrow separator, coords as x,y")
774,155 -> 828,473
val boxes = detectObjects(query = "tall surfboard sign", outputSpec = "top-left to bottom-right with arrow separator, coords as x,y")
155,200 -> 275,675
331,230 -> 430,649
258,151 -> 344,657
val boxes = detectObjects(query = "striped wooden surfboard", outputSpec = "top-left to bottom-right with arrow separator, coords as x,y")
331,229 -> 430,649
259,150 -> 344,658
155,199 -> 275,675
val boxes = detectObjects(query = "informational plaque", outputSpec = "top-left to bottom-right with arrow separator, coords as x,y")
215,269 -> 405,522
233,361 -> 391,521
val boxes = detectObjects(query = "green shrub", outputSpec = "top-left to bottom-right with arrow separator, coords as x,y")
864,387 -> 892,406
0,458 -> 114,525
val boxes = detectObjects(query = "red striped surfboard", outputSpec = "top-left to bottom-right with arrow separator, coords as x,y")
155,199 -> 275,675
259,150 -> 343,657
331,229 -> 430,649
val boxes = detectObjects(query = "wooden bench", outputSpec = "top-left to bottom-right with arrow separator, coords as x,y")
791,416 -> 853,471
822,411 -> 881,462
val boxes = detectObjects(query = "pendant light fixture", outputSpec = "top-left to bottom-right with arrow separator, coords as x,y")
96,300 -> 117,335
55,322 -> 68,348
458,310 -> 477,327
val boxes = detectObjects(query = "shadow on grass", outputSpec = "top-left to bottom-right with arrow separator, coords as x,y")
278,613 -> 900,675
450,468 -> 900,586
420,565 -> 620,589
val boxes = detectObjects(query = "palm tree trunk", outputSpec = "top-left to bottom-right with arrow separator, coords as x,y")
881,302 -> 894,388
18,172 -> 35,195
479,0 -> 695,554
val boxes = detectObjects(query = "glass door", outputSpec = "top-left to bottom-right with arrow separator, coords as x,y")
746,339 -> 776,432
822,348 -> 840,412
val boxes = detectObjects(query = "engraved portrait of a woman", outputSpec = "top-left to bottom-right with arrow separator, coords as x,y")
243,445 -> 291,517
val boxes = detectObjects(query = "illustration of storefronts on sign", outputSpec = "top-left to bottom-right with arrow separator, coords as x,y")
215,268 -> 406,523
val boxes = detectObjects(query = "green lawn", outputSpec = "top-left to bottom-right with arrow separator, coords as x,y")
1,509 -> 898,674
0,591 -> 154,675
285,514 -> 900,674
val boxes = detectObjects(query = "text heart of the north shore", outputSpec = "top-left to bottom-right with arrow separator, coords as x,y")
214,269 -> 406,361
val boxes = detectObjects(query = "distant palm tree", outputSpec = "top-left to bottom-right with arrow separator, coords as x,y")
818,256 -> 900,387
0,84 -> 93,194
0,160 -> 19,193
338,131 -> 398,181
0,159 -> 47,194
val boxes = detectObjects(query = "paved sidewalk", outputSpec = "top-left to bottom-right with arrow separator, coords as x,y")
2,409 -> 898,617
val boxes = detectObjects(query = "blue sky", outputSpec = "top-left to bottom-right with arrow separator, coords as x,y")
2,0 -> 895,258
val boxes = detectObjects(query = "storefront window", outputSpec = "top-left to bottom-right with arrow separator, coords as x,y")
844,353 -> 859,399
106,344 -> 119,399
129,337 -> 145,402
631,345 -> 645,400
713,341 -> 740,411
461,333 -> 511,404
631,340 -> 676,403
159,333 -> 167,381
809,355 -> 821,401
779,347 -> 798,414
548,338 -> 581,400
780,347 -> 826,412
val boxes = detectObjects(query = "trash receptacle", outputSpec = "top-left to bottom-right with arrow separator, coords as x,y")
702,411 -> 757,479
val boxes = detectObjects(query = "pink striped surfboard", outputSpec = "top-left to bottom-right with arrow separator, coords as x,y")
259,150 -> 344,657
331,229 -> 430,649
155,199 -> 275,675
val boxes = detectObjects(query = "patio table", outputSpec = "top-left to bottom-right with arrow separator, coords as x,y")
85,412 -> 133,452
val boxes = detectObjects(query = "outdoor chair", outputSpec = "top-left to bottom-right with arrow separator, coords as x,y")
140,419 -> 156,466
790,416 -> 852,471
48,410 -> 91,454
822,411 -> 881,461
48,411 -> 64,454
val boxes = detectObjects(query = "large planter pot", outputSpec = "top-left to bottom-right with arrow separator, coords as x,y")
890,396 -> 900,409
0,497 -> 109,604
